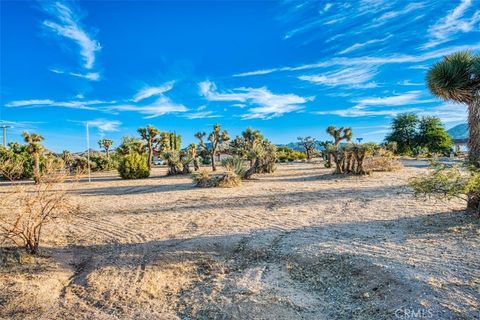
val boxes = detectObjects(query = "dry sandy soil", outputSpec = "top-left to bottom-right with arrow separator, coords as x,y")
0,162 -> 479,320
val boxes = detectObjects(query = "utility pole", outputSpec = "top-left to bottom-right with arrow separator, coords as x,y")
86,123 -> 91,182
0,125 -> 11,147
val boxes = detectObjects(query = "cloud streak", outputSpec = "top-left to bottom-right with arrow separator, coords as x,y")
199,81 -> 313,119
132,81 -> 175,102
42,2 -> 101,70
424,0 -> 480,48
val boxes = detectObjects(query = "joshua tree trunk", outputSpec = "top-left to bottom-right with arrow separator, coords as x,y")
211,151 -> 216,171
468,95 -> 480,168
106,148 -> 110,158
147,142 -> 153,168
33,153 -> 41,184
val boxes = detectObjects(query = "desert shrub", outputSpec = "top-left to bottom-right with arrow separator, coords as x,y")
409,162 -> 479,214
192,169 -> 218,188
90,154 -> 117,172
364,148 -> 402,172
222,156 -> 246,178
364,156 -> 403,172
118,153 -> 150,179
191,169 -> 241,188
0,176 -> 74,254
163,151 -> 193,175
0,147 -> 34,180
218,169 -> 242,187
277,147 -> 307,162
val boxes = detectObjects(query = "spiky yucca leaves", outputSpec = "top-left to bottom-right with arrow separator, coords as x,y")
427,51 -> 480,169
22,132 -> 44,184
222,156 -> 246,178
163,151 -> 193,175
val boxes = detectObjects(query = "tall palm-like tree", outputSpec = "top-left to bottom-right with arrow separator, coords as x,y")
427,51 -> 480,168
22,132 -> 44,184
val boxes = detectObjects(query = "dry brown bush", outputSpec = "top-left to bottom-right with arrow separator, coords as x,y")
0,169 -> 76,254
364,155 -> 402,172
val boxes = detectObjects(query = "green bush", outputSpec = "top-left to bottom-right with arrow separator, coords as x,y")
0,146 -> 34,180
118,153 -> 150,179
90,155 -> 118,172
277,146 -> 307,162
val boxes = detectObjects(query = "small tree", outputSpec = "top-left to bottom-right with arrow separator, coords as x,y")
385,113 -> 419,155
138,125 -> 160,167
415,116 -> 452,156
22,132 -> 44,184
98,138 -> 114,157
297,136 -> 317,160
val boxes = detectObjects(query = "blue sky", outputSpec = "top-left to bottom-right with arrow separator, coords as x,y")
1,0 -> 479,152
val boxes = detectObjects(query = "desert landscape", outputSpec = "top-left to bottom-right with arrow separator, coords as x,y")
1,162 -> 478,319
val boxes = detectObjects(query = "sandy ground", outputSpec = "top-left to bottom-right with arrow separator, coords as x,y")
0,162 -> 479,320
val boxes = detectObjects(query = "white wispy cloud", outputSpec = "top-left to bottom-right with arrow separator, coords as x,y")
199,81 -> 313,119
233,44 -> 480,77
42,2 -> 101,70
424,0 -> 480,48
315,91 -> 441,118
87,119 -> 121,132
5,99 -> 114,110
314,106 -> 419,118
50,68 -> 100,81
338,35 -> 392,55
108,97 -> 188,119
397,80 -> 423,86
132,81 -> 175,102
298,66 -> 378,88
417,102 -> 468,123
354,90 -> 433,107
375,3 -> 425,24
184,111 -> 220,119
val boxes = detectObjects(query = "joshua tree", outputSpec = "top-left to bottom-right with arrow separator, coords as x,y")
208,124 -> 229,171
138,125 -> 160,167
327,126 -> 353,146
22,132 -> 44,184
297,136 -> 317,160
98,138 -> 113,157
196,125 -> 229,171
187,143 -> 199,170
8,141 -> 22,154
427,51 -> 479,168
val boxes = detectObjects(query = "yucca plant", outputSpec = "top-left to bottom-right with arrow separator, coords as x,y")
222,156 -> 246,178
427,51 -> 479,168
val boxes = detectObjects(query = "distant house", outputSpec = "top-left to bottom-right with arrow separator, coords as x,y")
452,138 -> 469,153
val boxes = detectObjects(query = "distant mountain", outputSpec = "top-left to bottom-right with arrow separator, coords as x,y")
447,123 -> 468,140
